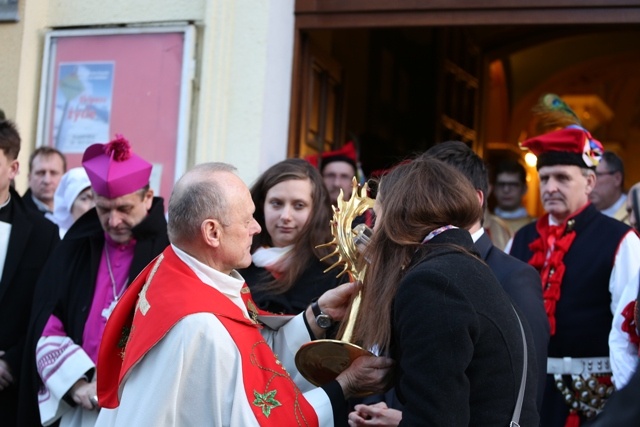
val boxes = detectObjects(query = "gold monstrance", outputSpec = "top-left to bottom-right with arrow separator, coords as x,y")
295,178 -> 374,391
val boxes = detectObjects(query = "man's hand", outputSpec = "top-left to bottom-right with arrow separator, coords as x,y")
69,378 -> 98,410
348,402 -> 403,427
335,355 -> 394,400
0,351 -> 14,391
305,281 -> 361,338
318,281 -> 361,322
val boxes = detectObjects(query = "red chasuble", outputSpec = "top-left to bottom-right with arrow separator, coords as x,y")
98,246 -> 319,426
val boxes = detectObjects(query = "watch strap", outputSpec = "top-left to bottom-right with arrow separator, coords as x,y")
311,299 -> 334,329
311,299 -> 323,317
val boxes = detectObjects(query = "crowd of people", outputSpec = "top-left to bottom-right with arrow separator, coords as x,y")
0,90 -> 639,427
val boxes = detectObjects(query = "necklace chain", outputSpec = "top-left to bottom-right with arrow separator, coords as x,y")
104,246 -> 128,301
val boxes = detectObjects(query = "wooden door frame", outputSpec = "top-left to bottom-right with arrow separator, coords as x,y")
288,1 -> 640,154
295,1 -> 640,28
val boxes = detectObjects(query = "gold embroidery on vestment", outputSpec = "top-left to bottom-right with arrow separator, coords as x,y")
137,254 -> 164,315
246,300 -> 260,323
249,341 -> 311,425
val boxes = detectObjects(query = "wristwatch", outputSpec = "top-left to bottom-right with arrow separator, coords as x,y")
311,299 -> 334,329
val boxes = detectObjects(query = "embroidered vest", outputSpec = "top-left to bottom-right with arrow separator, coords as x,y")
510,204 -> 631,357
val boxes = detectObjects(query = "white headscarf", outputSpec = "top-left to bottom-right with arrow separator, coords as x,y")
50,167 -> 91,238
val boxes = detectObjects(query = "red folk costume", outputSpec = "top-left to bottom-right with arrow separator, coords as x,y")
512,122 -> 640,427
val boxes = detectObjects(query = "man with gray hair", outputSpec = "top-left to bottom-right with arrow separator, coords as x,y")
96,162 -> 393,427
509,127 -> 640,426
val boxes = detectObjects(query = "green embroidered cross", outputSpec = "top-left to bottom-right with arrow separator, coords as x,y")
253,389 -> 282,417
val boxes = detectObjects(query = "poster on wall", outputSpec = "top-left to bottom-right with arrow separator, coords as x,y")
36,27 -> 195,205
0,0 -> 19,22
53,62 -> 114,153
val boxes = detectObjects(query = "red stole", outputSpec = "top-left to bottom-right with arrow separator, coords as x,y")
98,246 -> 319,426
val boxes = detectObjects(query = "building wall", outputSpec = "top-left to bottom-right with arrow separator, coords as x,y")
0,0 -> 27,177
1,0 -> 294,192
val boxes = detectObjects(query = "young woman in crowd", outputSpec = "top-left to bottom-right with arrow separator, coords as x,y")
240,158 -> 346,314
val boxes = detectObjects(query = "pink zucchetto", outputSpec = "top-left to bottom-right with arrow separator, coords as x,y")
82,134 -> 152,198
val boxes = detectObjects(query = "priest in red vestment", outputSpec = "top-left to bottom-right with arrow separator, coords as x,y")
96,162 -> 393,427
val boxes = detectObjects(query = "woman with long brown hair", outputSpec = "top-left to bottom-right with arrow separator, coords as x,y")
349,157 -> 539,426
240,158 -> 345,314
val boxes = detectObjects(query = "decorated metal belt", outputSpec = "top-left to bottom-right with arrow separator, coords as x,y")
547,357 -> 614,419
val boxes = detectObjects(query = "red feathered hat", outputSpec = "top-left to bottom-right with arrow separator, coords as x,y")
520,125 -> 603,170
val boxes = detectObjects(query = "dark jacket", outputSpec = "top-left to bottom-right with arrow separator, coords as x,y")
17,197 -> 169,427
0,187 -> 59,426
476,231 -> 549,412
392,228 -> 539,426
240,257 -> 346,315
21,188 -> 47,216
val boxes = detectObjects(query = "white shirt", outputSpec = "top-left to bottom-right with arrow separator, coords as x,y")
601,194 -> 627,219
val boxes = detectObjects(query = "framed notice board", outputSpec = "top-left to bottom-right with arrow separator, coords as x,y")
36,26 -> 195,203
0,0 -> 19,22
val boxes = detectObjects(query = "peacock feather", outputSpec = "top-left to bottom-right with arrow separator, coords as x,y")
531,93 -> 582,135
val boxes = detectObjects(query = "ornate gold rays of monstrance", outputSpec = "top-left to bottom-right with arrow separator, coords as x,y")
295,178 -> 375,391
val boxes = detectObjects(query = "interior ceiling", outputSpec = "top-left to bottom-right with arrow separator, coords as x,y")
503,27 -> 640,104
389,25 -> 640,103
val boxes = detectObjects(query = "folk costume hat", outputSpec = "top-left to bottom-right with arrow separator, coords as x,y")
82,134 -> 152,198
305,141 -> 358,172
521,94 -> 603,170
521,125 -> 604,170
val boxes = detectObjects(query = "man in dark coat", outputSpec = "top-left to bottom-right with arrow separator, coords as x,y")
0,120 -> 59,427
17,135 -> 169,427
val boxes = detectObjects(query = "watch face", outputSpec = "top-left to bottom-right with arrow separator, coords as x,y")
316,314 -> 333,329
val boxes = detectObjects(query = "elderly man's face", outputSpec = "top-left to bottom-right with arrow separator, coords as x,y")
538,164 -> 594,223
322,161 -> 356,203
94,189 -> 153,244
216,175 -> 261,273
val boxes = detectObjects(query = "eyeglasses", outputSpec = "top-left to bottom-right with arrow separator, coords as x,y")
595,171 -> 616,177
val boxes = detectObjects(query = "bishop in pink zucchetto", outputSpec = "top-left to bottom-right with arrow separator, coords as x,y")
82,135 -> 152,198
25,134 -> 168,427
